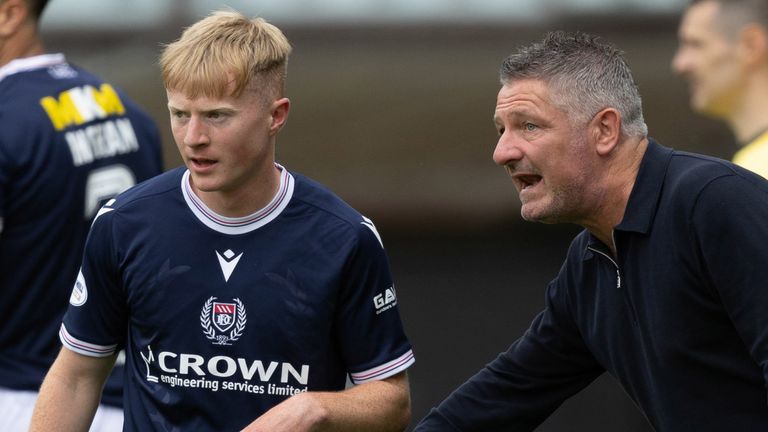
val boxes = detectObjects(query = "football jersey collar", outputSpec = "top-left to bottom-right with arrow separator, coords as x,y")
181,164 -> 295,235
0,53 -> 66,83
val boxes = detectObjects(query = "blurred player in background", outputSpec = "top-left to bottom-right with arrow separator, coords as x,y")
415,30 -> 768,431
0,0 -> 163,429
30,9 -> 413,432
673,0 -> 768,177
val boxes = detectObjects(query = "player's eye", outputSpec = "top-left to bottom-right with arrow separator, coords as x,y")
523,122 -> 538,132
207,111 -> 230,121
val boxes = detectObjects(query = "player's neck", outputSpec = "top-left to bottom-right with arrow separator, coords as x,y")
581,137 -> 648,258
191,164 -> 282,218
0,25 -> 44,69
729,76 -> 768,145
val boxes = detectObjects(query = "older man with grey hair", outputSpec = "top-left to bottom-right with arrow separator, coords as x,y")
416,30 -> 768,431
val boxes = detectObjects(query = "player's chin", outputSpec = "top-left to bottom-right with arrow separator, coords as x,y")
519,203 -> 543,222
519,201 -> 560,224
188,175 -> 223,193
691,94 -> 715,115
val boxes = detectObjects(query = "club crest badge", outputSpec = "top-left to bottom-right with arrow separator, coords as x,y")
200,296 -> 247,345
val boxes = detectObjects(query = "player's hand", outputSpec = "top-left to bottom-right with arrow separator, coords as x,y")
240,392 -> 328,432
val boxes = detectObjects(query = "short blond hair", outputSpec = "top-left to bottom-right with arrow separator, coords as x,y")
160,10 -> 292,100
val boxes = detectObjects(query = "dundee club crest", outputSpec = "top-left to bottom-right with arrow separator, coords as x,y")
200,296 -> 247,345
213,302 -> 237,332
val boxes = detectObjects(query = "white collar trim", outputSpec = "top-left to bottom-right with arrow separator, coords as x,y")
181,164 -> 294,235
0,53 -> 66,83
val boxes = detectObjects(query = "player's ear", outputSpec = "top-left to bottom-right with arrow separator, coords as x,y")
268,97 -> 290,136
739,24 -> 768,68
0,0 -> 28,38
590,107 -> 621,156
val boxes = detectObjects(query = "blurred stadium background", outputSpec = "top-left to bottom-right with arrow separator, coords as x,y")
41,1 -> 735,430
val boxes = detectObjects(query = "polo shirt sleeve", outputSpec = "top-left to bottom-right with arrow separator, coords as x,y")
60,203 -> 129,357
693,173 -> 768,392
414,277 -> 603,431
335,217 -> 414,384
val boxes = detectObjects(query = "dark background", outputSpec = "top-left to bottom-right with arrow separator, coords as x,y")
44,11 -> 737,431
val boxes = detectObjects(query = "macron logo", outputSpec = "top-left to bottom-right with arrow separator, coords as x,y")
216,249 -> 243,282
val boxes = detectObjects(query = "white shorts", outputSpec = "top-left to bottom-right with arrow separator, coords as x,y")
0,387 -> 123,431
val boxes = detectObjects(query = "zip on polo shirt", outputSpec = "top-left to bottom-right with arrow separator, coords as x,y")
587,244 -> 639,325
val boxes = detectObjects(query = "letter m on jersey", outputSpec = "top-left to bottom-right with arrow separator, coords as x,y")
39,84 -> 126,130
212,302 -> 237,332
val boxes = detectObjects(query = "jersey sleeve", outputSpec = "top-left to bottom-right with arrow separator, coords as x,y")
335,217 -> 414,384
60,203 -> 129,357
414,276 -> 602,431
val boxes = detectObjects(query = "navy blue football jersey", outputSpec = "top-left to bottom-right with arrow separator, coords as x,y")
0,54 -> 163,406
62,165 -> 414,431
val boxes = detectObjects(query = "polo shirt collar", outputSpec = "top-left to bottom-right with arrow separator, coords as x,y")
616,138 -> 673,234
585,138 -> 673,252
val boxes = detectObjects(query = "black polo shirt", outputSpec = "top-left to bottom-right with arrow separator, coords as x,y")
416,139 -> 768,431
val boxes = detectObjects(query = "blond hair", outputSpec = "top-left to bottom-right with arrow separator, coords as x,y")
160,10 -> 292,100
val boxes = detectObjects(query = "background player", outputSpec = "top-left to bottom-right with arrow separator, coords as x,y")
0,0 -> 163,429
30,9 -> 413,431
415,30 -> 768,431
673,0 -> 768,177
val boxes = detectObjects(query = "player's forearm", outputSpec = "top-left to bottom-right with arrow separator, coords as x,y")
311,372 -> 411,431
242,371 -> 411,432
30,349 -> 113,432
30,370 -> 101,431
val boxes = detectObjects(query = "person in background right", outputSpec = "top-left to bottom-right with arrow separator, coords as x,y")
673,0 -> 768,178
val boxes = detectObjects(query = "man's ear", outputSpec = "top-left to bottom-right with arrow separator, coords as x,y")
739,24 -> 768,69
0,0 -> 28,38
269,97 -> 290,136
590,107 -> 621,156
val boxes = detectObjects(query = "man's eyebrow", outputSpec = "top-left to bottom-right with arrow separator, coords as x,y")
166,105 -> 237,114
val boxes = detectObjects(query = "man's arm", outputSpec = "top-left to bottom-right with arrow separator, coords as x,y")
30,347 -> 116,432
242,371 -> 410,432
693,175 -> 768,389
415,273 -> 603,431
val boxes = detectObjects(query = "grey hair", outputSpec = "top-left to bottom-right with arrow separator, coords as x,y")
500,31 -> 647,138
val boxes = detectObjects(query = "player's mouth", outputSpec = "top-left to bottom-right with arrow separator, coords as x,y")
513,173 -> 542,193
189,157 -> 218,172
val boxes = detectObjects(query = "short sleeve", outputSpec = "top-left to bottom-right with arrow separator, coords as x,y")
60,204 -> 129,357
335,217 -> 414,384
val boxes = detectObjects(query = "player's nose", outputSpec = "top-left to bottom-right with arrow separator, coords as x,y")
671,48 -> 690,76
493,132 -> 523,166
184,116 -> 210,147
